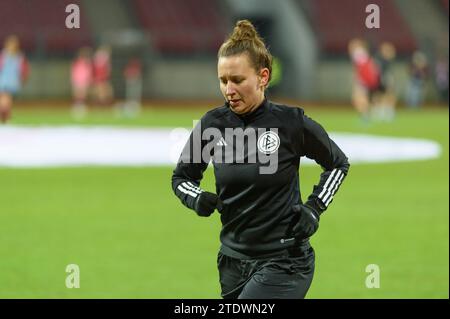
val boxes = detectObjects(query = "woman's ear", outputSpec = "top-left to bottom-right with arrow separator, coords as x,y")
259,68 -> 270,88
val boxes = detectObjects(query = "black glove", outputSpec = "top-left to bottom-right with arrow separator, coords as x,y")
292,204 -> 320,238
194,191 -> 222,217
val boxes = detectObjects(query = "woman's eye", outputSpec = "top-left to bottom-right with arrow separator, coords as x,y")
220,78 -> 243,84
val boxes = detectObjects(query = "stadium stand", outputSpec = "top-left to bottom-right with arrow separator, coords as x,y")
132,0 -> 227,54
0,0 -> 92,54
304,0 -> 417,55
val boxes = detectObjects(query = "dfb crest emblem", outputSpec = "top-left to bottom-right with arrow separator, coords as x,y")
257,131 -> 280,154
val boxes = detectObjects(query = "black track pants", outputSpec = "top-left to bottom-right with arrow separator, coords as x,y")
218,247 -> 315,299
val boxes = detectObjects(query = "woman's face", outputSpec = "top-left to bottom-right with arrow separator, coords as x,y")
5,37 -> 19,54
218,53 -> 269,114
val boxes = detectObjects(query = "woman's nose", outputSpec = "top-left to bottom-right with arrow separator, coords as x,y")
226,83 -> 236,96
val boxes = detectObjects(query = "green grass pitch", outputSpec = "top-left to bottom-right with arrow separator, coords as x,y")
0,104 -> 448,298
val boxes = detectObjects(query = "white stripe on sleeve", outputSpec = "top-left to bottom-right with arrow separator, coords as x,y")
177,184 -> 199,198
184,182 -> 203,194
321,170 -> 343,204
325,173 -> 345,206
318,169 -> 337,199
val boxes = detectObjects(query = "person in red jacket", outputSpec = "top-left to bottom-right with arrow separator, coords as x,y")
0,35 -> 29,124
348,38 -> 381,123
92,45 -> 113,106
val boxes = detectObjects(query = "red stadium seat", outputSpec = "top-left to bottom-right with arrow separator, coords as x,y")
132,0 -> 227,54
307,0 -> 417,55
0,0 -> 92,54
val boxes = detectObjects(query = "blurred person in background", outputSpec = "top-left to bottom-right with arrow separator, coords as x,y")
0,35 -> 29,124
373,41 -> 397,122
92,45 -> 113,107
116,57 -> 143,118
405,51 -> 428,108
172,20 -> 350,299
433,54 -> 449,105
70,47 -> 93,120
348,38 -> 381,124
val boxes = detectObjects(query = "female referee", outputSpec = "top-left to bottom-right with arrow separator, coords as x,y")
172,20 -> 350,299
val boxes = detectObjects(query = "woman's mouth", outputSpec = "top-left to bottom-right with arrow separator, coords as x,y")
229,99 -> 241,107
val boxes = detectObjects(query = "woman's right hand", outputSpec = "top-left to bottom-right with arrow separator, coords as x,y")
194,191 -> 222,217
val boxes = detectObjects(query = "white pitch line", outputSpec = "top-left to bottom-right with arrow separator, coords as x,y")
0,125 -> 442,167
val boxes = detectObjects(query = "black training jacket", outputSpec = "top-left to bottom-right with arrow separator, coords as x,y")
172,99 -> 350,259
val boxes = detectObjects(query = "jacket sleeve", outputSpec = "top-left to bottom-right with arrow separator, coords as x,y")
300,112 -> 350,214
171,118 -> 210,211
